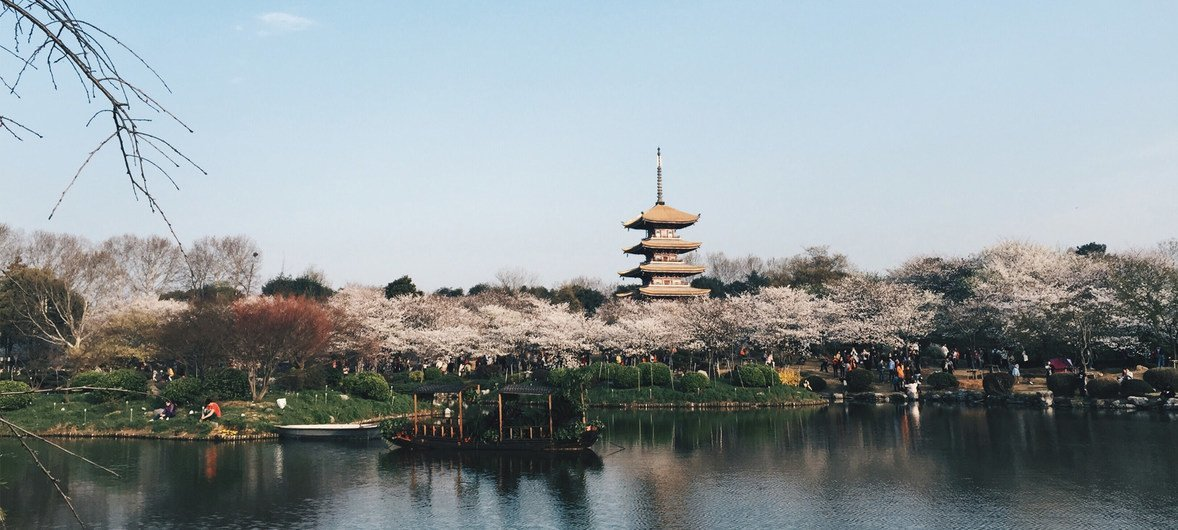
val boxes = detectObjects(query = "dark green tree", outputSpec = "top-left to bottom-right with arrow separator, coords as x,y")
262,274 -> 334,300
690,276 -> 729,298
159,283 -> 242,304
384,276 -> 423,298
433,287 -> 465,297
1075,242 -> 1107,256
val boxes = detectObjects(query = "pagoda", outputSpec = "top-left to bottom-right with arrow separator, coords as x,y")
617,149 -> 710,299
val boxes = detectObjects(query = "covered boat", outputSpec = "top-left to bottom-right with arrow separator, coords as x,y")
386,383 -> 600,452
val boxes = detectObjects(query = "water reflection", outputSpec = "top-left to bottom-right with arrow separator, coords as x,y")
3,406 -> 1178,528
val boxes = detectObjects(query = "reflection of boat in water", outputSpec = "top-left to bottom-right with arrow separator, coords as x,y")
276,423 -> 382,440
387,383 -> 601,452
385,445 -> 604,472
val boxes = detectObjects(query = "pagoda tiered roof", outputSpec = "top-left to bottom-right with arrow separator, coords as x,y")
622,203 -> 700,230
622,238 -> 702,255
618,262 -> 707,278
616,148 -> 710,299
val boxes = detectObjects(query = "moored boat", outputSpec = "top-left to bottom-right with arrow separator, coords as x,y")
386,383 -> 600,452
276,423 -> 382,440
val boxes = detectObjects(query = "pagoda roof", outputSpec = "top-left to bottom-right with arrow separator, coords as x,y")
639,285 -> 711,297
622,238 -> 702,254
622,203 -> 700,229
618,262 -> 707,278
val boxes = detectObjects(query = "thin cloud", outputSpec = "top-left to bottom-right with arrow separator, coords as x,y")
257,12 -> 314,35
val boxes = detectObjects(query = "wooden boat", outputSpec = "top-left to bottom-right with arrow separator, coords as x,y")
387,383 -> 600,452
276,423 -> 382,440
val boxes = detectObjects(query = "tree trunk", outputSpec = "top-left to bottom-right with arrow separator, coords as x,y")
247,367 -> 260,401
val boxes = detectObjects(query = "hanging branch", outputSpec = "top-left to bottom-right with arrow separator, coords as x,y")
1,0 -> 204,275
0,384 -> 147,527
5,421 -> 86,527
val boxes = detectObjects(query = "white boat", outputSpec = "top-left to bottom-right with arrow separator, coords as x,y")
275,423 -> 382,440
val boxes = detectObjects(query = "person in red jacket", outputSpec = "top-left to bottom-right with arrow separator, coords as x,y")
200,401 -> 222,421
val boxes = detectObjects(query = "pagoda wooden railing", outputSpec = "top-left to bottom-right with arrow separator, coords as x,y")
413,418 -> 463,438
501,426 -> 549,440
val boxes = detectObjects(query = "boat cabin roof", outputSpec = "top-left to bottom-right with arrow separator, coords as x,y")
499,383 -> 555,396
411,383 -> 467,395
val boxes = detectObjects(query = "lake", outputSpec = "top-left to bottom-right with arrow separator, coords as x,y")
2,404 -> 1177,528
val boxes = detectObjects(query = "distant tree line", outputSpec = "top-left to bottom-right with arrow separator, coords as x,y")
4,222 -> 1178,392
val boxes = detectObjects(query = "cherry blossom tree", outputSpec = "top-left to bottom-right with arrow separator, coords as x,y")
82,294 -> 187,366
1109,251 -> 1178,360
970,241 -> 1132,366
824,275 -> 940,349
739,286 -> 829,357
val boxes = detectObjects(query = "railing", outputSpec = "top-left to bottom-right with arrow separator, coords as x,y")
501,426 -> 548,440
413,419 -> 462,438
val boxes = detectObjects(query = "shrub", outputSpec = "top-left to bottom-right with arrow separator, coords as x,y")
1087,378 -> 1120,399
1143,368 -> 1178,393
804,375 -> 827,392
93,369 -> 149,402
202,368 -> 250,401
611,365 -> 640,389
638,363 -> 672,387
678,372 -> 711,392
408,370 -> 425,383
69,370 -> 106,389
1046,373 -> 1081,397
759,365 -> 781,386
982,373 -> 1015,397
341,372 -> 392,401
734,364 -> 766,387
1120,378 -> 1154,398
0,381 -> 32,410
423,367 -> 443,381
845,369 -> 875,393
926,372 -> 959,390
162,377 -> 205,406
547,368 -> 571,387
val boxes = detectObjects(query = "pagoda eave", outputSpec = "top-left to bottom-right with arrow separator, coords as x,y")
638,286 -> 711,298
637,263 -> 706,275
622,240 -> 702,254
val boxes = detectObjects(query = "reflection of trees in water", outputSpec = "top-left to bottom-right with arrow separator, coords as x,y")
5,409 -> 1178,527
379,449 -> 602,527
597,406 -> 1178,524
0,438 -> 389,527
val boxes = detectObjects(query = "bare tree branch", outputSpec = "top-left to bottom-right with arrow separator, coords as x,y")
2,0 -> 204,281
4,421 -> 86,527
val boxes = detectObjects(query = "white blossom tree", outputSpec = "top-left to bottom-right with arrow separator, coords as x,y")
739,286 -> 829,357
824,275 -> 940,349
971,241 -> 1133,366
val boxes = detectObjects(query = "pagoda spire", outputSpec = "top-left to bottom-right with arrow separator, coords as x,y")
656,147 -> 664,205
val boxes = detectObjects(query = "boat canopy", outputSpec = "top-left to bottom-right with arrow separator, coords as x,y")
411,383 -> 467,396
499,383 -> 555,396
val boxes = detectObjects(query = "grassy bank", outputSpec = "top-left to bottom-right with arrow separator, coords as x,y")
0,391 -> 414,440
588,381 -> 822,407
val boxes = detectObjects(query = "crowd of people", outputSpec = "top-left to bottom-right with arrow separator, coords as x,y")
818,346 -> 924,394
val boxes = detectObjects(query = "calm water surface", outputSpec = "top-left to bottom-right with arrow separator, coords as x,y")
2,405 -> 1177,529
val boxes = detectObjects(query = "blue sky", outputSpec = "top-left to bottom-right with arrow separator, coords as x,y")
4,2 -> 1176,290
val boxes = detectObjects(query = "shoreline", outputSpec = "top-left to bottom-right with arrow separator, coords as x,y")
5,393 -> 1173,443
827,389 -> 1178,412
